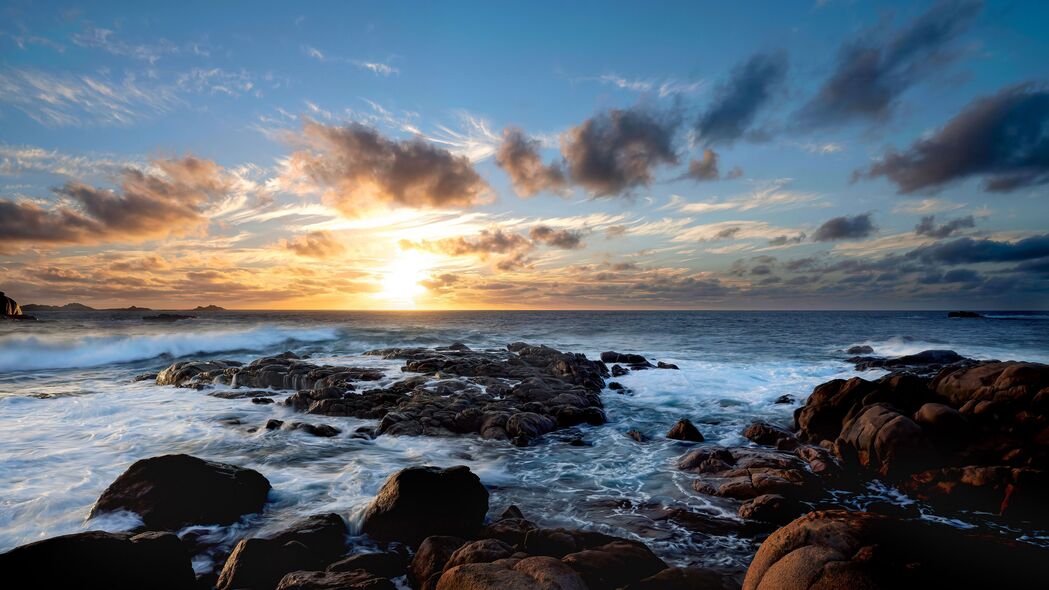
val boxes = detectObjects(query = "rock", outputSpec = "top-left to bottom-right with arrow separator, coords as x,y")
742,422 -> 795,447
1,291 -> 35,319
276,569 -> 395,590
327,552 -> 406,579
600,351 -> 649,365
143,313 -> 195,322
157,354 -> 383,391
561,540 -> 667,590
913,402 -> 967,438
666,418 -> 704,442
611,365 -> 629,377
216,513 -> 349,590
834,403 -> 927,478
845,345 -> 874,355
656,361 -> 679,369
479,517 -> 538,547
850,349 -> 967,373
253,397 -> 276,404
410,536 -> 466,588
737,494 -> 808,524
679,447 -> 819,501
742,510 -> 1049,590
773,394 -> 795,404
621,567 -> 737,590
436,556 -> 588,590
89,454 -> 271,530
901,465 -> 1049,520
444,539 -> 515,570
156,360 -> 244,387
0,530 -> 195,590
626,429 -> 646,443
362,466 -> 489,546
948,311 -> 983,318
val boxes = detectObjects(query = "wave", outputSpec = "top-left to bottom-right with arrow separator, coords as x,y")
0,326 -> 340,372
983,314 -> 1049,320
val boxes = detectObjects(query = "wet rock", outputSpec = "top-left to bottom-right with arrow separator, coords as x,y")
89,454 -> 270,530
561,540 -> 668,590
479,517 -> 538,547
444,539 -> 515,570
520,528 -> 620,559
845,345 -> 874,355
410,536 -> 466,588
0,530 -> 195,590
133,372 -> 159,382
253,397 -> 276,404
276,569 -> 395,590
626,429 -> 646,443
679,447 -> 819,501
901,465 -> 1049,520
216,513 -> 349,590
737,493 -> 808,524
156,360 -> 243,387
666,418 -> 704,442
948,311 -> 983,318
436,556 -> 587,590
913,402 -> 967,438
143,313 -> 195,322
742,510 -> 1049,590
773,394 -> 795,404
742,421 -> 795,447
657,361 -> 679,369
611,364 -> 629,377
362,466 -> 489,546
849,349 -> 967,374
210,390 -> 276,399
834,403 -> 927,478
600,351 -> 649,365
157,353 -> 383,391
327,552 -> 406,579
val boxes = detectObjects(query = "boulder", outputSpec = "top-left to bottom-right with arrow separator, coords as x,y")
0,530 -> 195,590
156,360 -> 243,387
621,567 -> 737,590
666,418 -> 704,442
737,494 -> 808,524
656,361 -> 679,369
216,513 -> 349,590
947,311 -> 983,318
834,403 -> 927,478
901,465 -> 1049,520
90,454 -> 271,530
327,552 -> 406,579
561,540 -> 667,590
600,351 -> 649,365
362,466 -> 489,546
845,345 -> 874,355
276,569 -> 395,590
742,422 -> 795,447
742,510 -> 1049,590
410,536 -> 466,588
444,539 -> 516,570
436,556 -> 588,590
679,447 -> 819,501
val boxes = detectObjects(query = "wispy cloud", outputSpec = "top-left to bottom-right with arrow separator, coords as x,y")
71,27 -> 181,64
585,73 -> 704,97
674,179 -> 824,214
301,45 -> 399,76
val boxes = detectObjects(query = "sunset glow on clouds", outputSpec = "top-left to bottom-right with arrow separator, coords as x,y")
1,1 -> 1047,309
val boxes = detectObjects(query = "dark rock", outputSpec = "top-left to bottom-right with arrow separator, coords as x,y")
253,397 -> 276,404
948,311 -> 983,318
657,361 -> 679,369
850,349 -> 967,373
901,465 -> 1049,520
444,539 -> 515,570
737,493 -> 808,524
327,552 -> 406,579
436,556 -> 587,590
156,360 -> 244,387
157,353 -> 383,390
611,364 -> 629,377
622,566 -> 737,590
666,418 -> 704,442
0,530 -> 195,590
679,447 -> 819,501
626,429 -> 646,443
845,345 -> 875,355
742,510 -> 1049,590
289,422 -> 341,437
266,419 -> 285,430
479,517 -> 538,547
1,291 -> 36,320
773,394 -> 795,404
216,513 -> 349,590
500,505 -> 525,520
835,403 -> 928,478
608,381 -> 625,391
409,536 -> 466,588
561,540 -> 667,590
361,466 -> 489,546
89,454 -> 270,530
133,372 -> 159,382
600,351 -> 649,365
276,569 -> 395,590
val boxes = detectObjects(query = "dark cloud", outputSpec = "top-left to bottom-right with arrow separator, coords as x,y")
715,226 -> 742,240
685,149 -> 744,182
420,273 -> 459,293
288,120 -> 490,214
529,225 -> 585,250
858,84 -> 1049,193
798,0 -> 981,127
914,214 -> 975,238
561,107 -> 678,196
768,233 -> 807,246
0,156 -> 228,245
696,51 -> 788,146
496,128 -> 567,197
812,213 -> 876,241
281,230 -> 346,258
919,268 -> 984,284
907,233 -> 1049,265
403,227 -> 530,257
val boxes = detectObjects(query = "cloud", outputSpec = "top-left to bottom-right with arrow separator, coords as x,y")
561,107 -> 679,196
283,120 -> 491,215
0,156 -> 230,245
403,227 -> 530,257
677,178 -> 820,213
696,51 -> 788,146
768,233 -> 807,246
685,149 -> 743,182
495,128 -> 567,196
0,143 -> 139,178
280,230 -> 346,258
891,198 -> 966,214
907,233 -> 1049,265
797,0 -> 981,126
812,213 -> 876,241
914,214 -> 975,238
71,27 -> 180,64
858,83 -> 1049,193
300,45 -> 398,76
529,225 -> 585,249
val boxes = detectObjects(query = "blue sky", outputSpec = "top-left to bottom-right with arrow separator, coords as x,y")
1,0 -> 1047,309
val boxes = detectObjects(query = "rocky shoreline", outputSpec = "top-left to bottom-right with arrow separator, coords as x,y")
2,342 -> 1048,588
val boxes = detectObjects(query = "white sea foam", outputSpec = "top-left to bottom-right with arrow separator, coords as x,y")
0,326 -> 340,371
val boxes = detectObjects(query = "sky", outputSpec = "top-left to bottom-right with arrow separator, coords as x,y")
1,0 -> 1048,310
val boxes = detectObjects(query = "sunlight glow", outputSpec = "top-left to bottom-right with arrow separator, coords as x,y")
378,251 -> 431,308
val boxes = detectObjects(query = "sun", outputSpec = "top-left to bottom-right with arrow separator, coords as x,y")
378,251 -> 430,308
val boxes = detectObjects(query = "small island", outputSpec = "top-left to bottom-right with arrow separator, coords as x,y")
193,305 -> 226,311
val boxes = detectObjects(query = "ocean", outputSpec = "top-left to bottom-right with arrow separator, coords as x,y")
1,310 -> 1047,572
